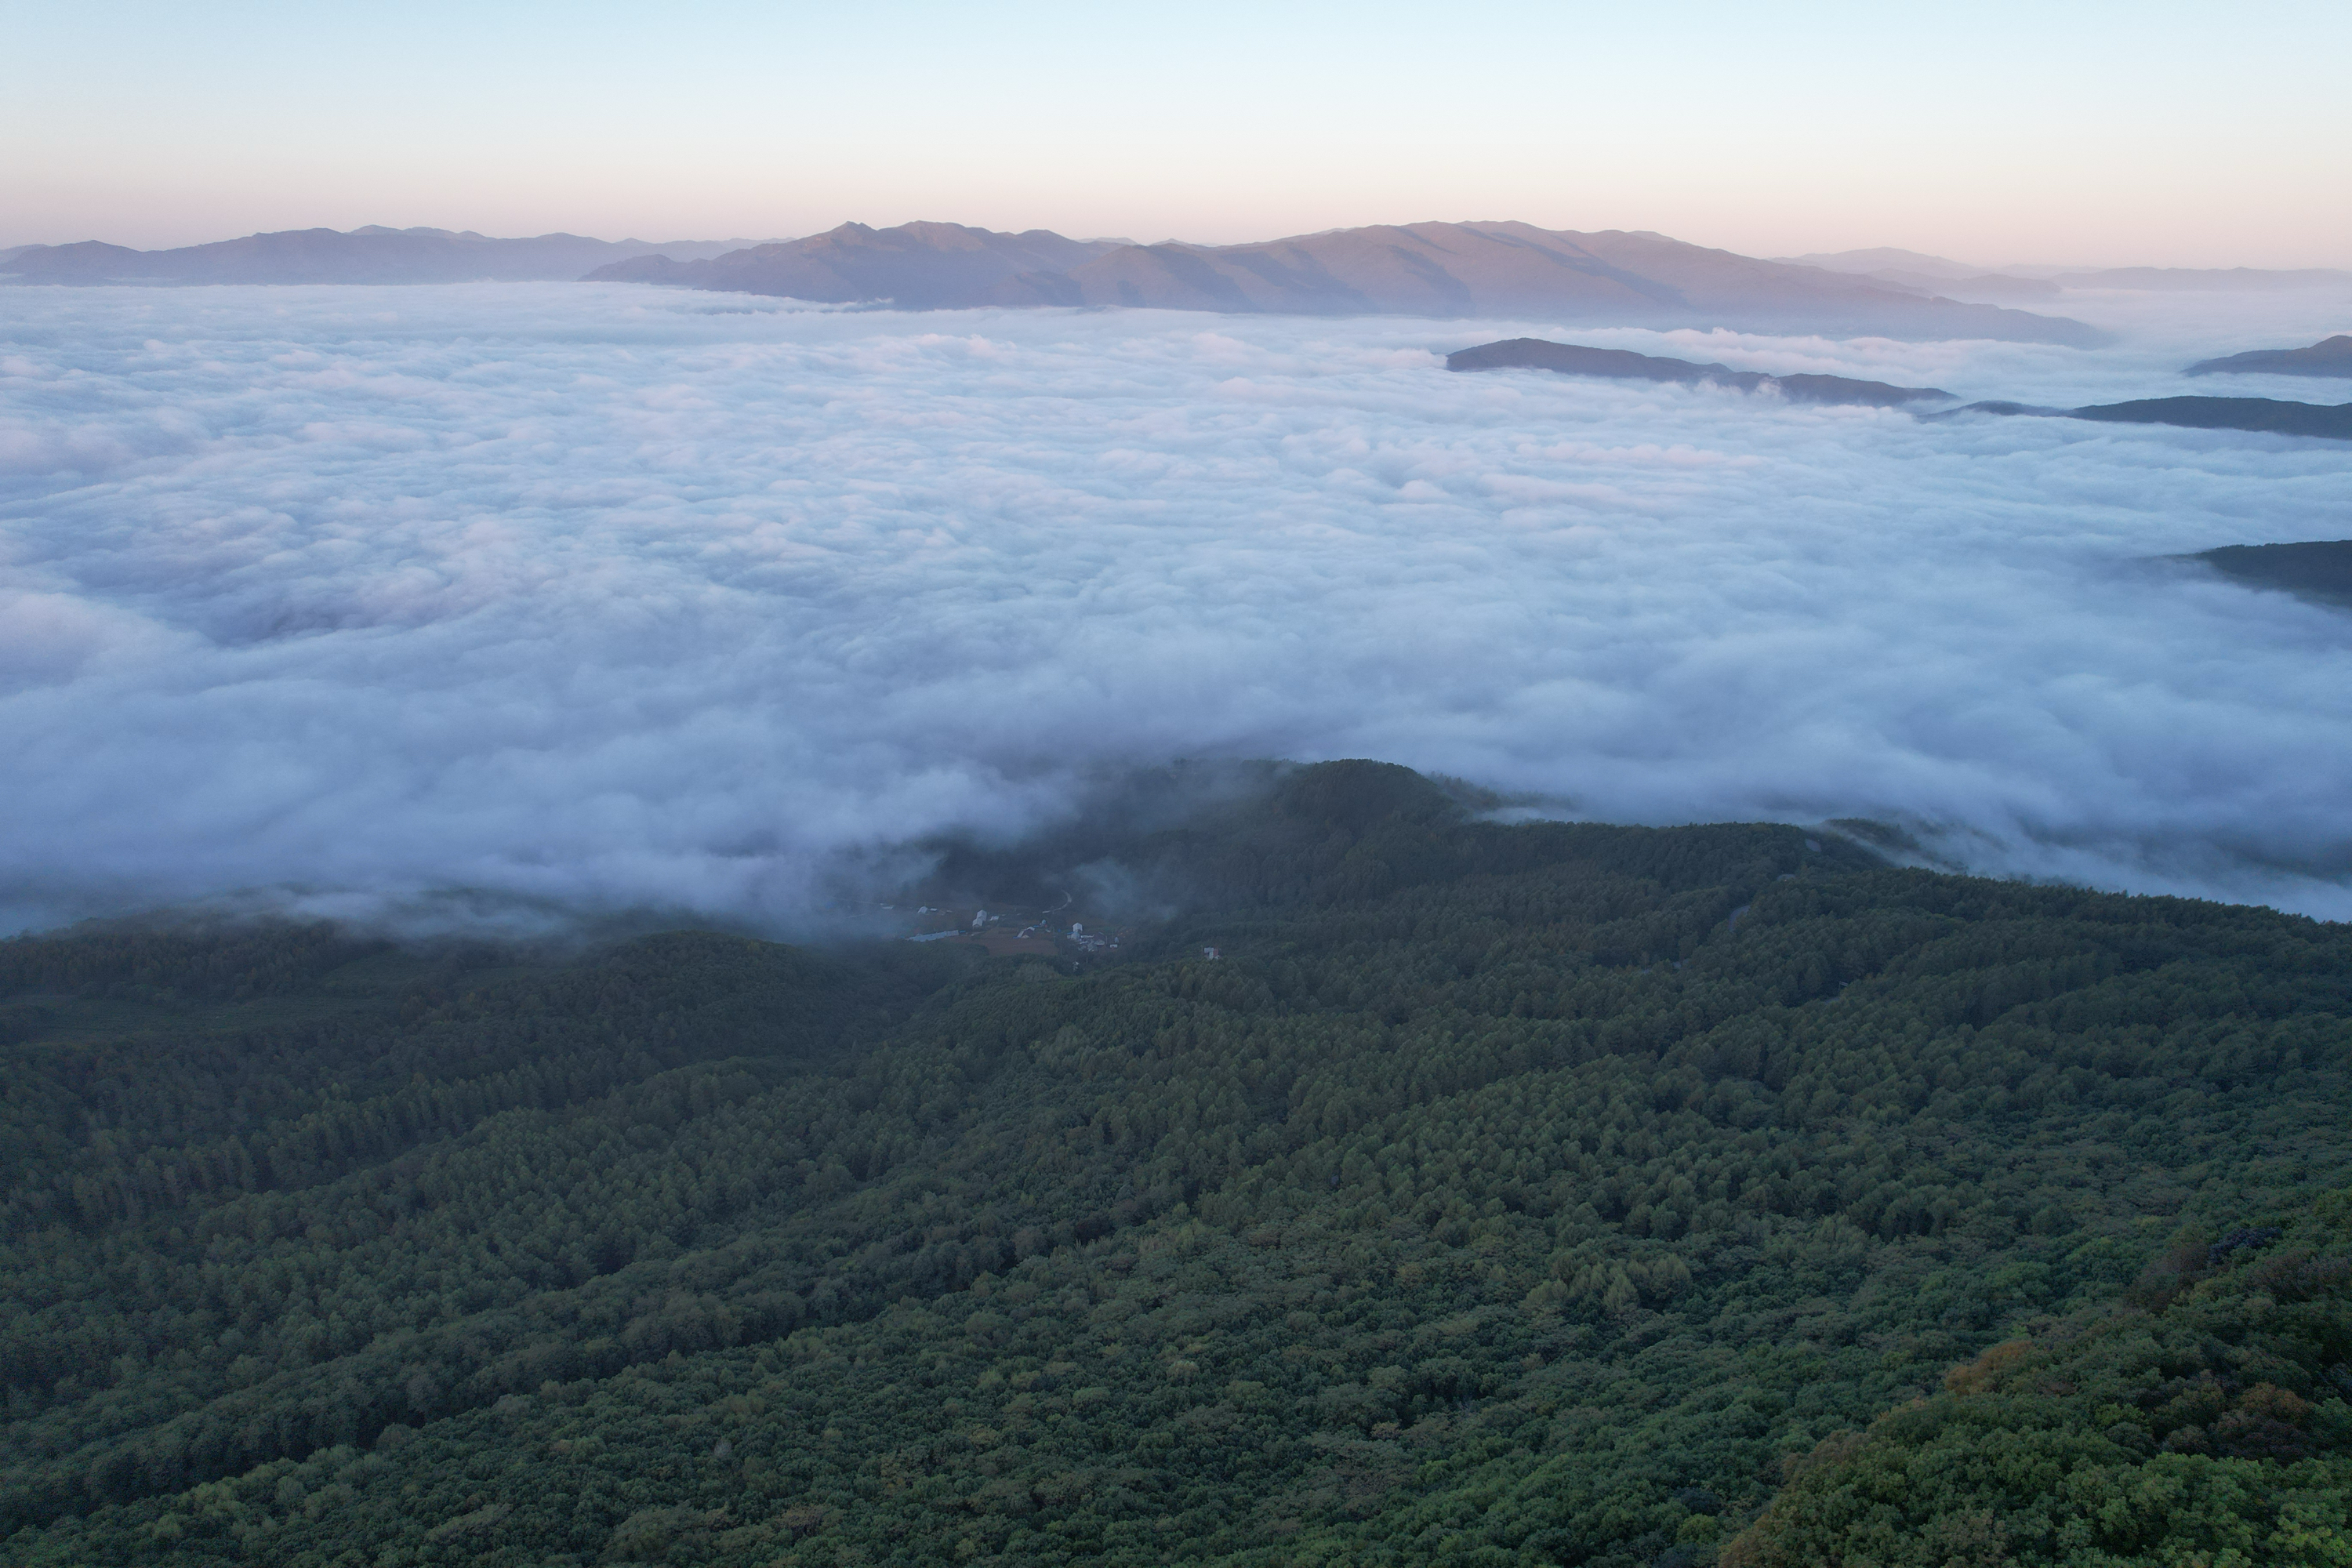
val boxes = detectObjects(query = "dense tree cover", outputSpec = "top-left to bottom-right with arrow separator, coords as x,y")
1722,1196 -> 2352,1566
1,762 -> 2347,1566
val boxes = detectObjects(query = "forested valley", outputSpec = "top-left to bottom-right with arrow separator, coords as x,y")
2,761 -> 2347,1566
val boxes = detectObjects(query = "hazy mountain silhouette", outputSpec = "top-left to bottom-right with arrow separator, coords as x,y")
2184,541 -> 2352,607
1446,338 -> 1954,406
2046,266 -> 2352,291
1787,252 -> 2352,297
588,220 -> 2106,343
1052,223 -> 2102,343
1780,247 -> 1985,279
2187,336 -> 2352,378
1856,268 -> 2060,302
0,227 -> 759,285
590,222 -> 1125,307
1777,249 -> 2061,303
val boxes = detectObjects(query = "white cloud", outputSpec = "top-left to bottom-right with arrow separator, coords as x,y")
2,281 -> 2350,932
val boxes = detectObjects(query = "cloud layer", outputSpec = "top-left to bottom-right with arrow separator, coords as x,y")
4,284 -> 2351,931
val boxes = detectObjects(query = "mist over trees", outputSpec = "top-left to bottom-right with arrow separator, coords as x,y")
2,762 -> 2347,1566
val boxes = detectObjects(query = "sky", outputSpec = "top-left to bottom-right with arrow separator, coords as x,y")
5,1 -> 2350,266
5,281 -> 2350,935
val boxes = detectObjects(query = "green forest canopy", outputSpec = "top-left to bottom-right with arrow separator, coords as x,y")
1,761 -> 2346,1566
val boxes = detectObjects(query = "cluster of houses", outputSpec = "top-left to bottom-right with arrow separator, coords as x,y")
875,904 -> 1231,964
881,905 -> 1123,960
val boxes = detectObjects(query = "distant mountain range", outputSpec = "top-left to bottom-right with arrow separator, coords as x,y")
585,220 -> 2104,343
2187,336 -> 2352,377
13,220 -> 2339,343
1446,338 -> 1953,406
1862,269 -> 2062,303
2052,267 -> 2352,291
1777,249 -> 2062,304
1781,247 -> 1990,280
587,223 -> 1125,307
1791,248 -> 2352,298
0,227 -> 764,285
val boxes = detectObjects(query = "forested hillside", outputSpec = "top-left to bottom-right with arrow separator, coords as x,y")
2,763 -> 2347,1566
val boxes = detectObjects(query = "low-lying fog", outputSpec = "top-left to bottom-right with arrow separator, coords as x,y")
3,283 -> 2350,932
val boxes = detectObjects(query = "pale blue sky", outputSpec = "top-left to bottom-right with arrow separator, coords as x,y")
6,0 -> 2347,263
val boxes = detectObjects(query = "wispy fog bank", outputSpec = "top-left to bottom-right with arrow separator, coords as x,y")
3,284 -> 2350,931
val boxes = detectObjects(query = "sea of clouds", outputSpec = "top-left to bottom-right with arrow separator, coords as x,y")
3,281 -> 2350,933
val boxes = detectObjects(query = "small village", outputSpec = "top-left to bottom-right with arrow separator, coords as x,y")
877,901 -> 1127,960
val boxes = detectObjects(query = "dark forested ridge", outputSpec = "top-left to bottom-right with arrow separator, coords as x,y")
2,762 -> 2347,1566
1443,339 -> 1955,408
2187,335 -> 2352,379
2187,541 -> 2352,608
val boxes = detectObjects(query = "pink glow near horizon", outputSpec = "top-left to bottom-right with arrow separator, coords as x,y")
5,2 -> 2349,268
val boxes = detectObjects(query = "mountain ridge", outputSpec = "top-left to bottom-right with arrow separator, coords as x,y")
1445,337 -> 1955,407
2187,335 -> 2352,378
591,221 -> 1126,307
2184,540 -> 2352,607
1944,395 -> 2352,441
585,220 -> 2108,343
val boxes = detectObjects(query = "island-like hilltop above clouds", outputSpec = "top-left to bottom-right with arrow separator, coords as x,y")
5,218 -> 2114,343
